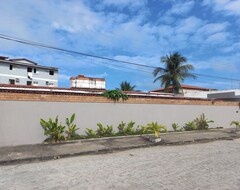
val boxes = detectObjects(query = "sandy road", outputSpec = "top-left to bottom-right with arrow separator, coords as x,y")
1,139 -> 240,190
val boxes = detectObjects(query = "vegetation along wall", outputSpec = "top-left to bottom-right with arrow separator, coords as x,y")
0,91 -> 239,147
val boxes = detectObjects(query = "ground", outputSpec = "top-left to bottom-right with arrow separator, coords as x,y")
1,139 -> 240,190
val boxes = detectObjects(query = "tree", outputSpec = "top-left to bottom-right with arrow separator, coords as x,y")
119,81 -> 136,91
153,52 -> 196,94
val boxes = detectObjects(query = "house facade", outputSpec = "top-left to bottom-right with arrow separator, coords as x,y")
150,84 -> 216,98
70,75 -> 105,89
0,56 -> 58,87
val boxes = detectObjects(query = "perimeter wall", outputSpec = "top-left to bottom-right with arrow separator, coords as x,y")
0,92 -> 239,147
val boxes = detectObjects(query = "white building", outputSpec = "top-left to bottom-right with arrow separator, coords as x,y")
150,84 -> 216,98
70,75 -> 105,89
207,89 -> 240,101
0,56 -> 58,87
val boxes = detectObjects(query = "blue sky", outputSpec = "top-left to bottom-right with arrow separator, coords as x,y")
0,0 -> 239,91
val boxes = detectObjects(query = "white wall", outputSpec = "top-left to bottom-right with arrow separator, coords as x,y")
0,100 -> 239,147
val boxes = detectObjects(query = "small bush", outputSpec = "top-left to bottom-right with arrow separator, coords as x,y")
183,121 -> 196,131
117,121 -> 136,135
65,113 -> 79,140
230,121 -> 240,129
85,128 -> 98,138
172,123 -> 182,132
194,114 -> 214,130
144,122 -> 167,138
96,123 -> 115,137
102,90 -> 128,102
40,116 -> 65,142
135,125 -> 146,135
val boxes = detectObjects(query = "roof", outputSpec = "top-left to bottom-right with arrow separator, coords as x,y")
0,84 -> 219,102
9,58 -> 38,65
0,56 -> 58,71
70,75 -> 105,81
150,84 -> 216,92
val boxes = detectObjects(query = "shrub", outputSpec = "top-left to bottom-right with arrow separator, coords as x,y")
117,121 -> 126,135
183,121 -> 196,131
172,123 -> 182,132
65,113 -> 79,140
96,123 -> 115,137
144,122 -> 167,138
135,125 -> 146,135
194,114 -> 214,130
117,121 -> 136,135
40,116 -> 65,142
85,128 -> 98,138
230,121 -> 240,129
102,90 -> 128,102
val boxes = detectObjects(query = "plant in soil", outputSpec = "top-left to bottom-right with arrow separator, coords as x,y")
230,121 -> 240,129
144,122 -> 167,138
40,116 -> 65,142
194,113 -> 214,130
172,123 -> 182,132
96,123 -> 115,137
65,113 -> 79,140
183,121 -> 196,131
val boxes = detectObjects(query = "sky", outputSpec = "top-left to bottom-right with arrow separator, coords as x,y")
0,0 -> 239,91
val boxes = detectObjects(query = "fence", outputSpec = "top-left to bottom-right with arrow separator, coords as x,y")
0,91 -> 239,147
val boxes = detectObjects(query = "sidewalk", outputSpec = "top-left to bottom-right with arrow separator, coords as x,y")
0,128 -> 240,165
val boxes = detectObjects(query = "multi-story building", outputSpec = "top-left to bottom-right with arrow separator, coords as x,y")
0,56 -> 58,87
70,75 -> 105,89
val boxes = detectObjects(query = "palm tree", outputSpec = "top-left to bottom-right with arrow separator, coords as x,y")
119,81 -> 136,91
153,52 -> 196,94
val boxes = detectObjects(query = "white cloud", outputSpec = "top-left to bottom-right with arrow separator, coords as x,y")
206,32 -> 229,44
86,72 -> 108,78
203,0 -> 240,16
197,22 -> 229,35
101,0 -> 147,9
167,1 -> 195,16
222,42 -> 240,52
176,16 -> 203,34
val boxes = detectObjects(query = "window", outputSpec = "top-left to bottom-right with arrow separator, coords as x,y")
33,81 -> 38,84
27,67 -> 32,72
34,68 -> 37,73
16,78 -> 20,83
46,81 -> 49,85
27,81 -> 32,85
9,79 -> 15,84
49,70 -> 54,75
9,65 -> 13,70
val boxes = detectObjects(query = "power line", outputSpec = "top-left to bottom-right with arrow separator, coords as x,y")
0,33 -> 239,82
0,34 -> 156,69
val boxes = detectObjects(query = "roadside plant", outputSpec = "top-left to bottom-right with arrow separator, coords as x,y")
40,116 -> 65,142
194,114 -> 214,130
172,123 -> 182,132
96,123 -> 115,137
65,113 -> 79,140
230,121 -> 240,129
144,122 -> 167,138
102,90 -> 128,102
85,128 -> 98,138
117,121 -> 136,135
135,125 -> 146,135
117,121 -> 126,135
183,121 -> 196,131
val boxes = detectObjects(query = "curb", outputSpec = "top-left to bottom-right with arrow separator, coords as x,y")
1,135 -> 239,166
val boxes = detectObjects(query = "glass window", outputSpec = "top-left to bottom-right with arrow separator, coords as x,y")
27,67 -> 32,72
49,70 -> 54,75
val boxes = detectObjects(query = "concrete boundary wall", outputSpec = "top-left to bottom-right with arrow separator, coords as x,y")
0,92 -> 239,147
